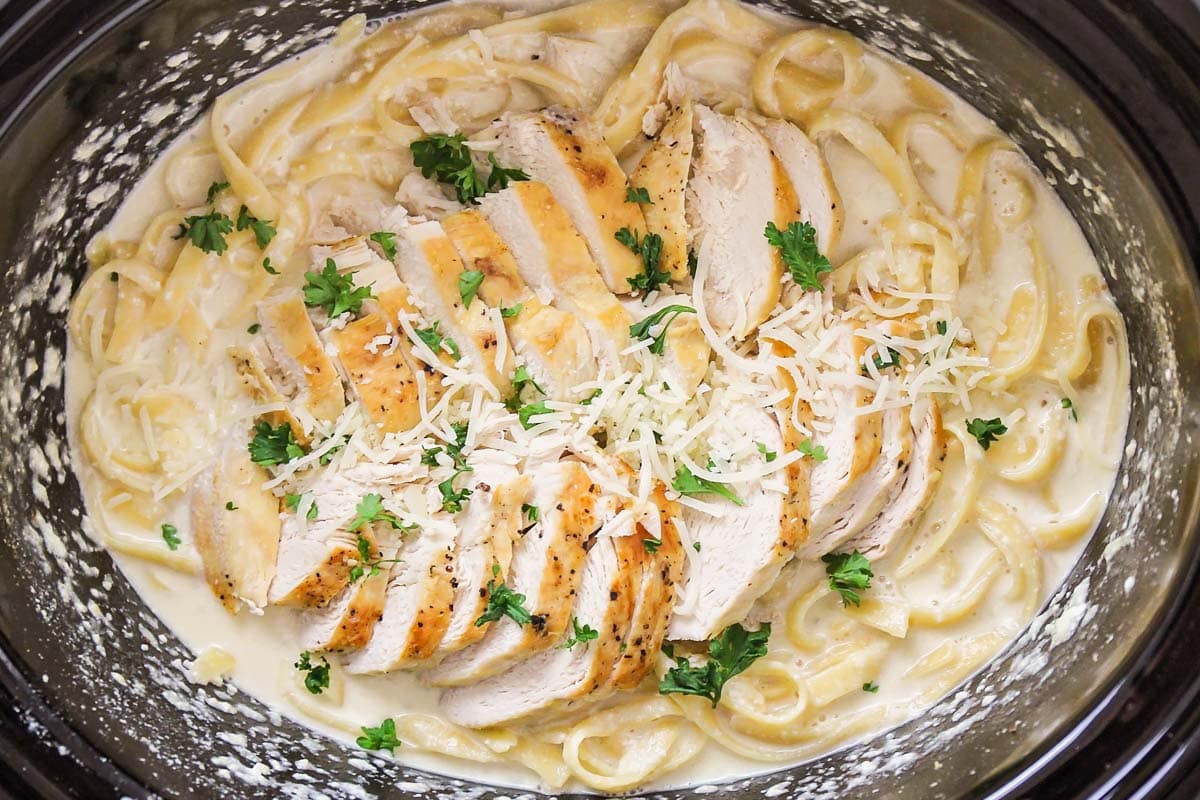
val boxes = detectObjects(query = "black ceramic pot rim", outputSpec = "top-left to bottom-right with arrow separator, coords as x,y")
1,1 -> 1200,798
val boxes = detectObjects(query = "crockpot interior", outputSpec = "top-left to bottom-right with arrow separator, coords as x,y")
1,0 -> 1198,798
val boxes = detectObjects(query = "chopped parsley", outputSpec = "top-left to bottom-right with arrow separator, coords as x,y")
692,541 -> 702,552
475,564 -> 532,627
643,536 -> 662,553
936,320 -> 948,336
161,523 -> 181,551
177,211 -> 233,255
318,437 -> 346,466
500,303 -> 522,318
764,220 -> 832,291
348,493 -> 409,532
625,186 -> 653,204
867,347 -> 902,373
822,551 -> 873,607
672,464 -> 744,506
615,227 -> 671,295
518,400 -> 553,430
109,271 -> 119,282
438,469 -> 473,513
414,321 -> 460,360
507,365 -> 545,411
1062,397 -> 1078,421
247,323 -> 261,334
225,501 -> 238,511
357,718 -> 401,753
284,493 -> 319,521
580,388 -> 602,406
799,439 -> 828,461
248,420 -> 305,466
522,503 -> 539,523
348,532 -> 406,583
558,616 -> 599,649
294,651 -> 330,695
261,257 -> 279,275
369,231 -> 397,261
458,269 -> 485,308
967,417 -> 1007,450
410,134 -> 527,203
303,259 -> 374,318
205,181 -> 230,204
863,681 -> 880,693
756,442 -> 777,463
658,622 -> 771,706
235,204 -> 276,248
629,305 -> 696,355
687,248 -> 698,279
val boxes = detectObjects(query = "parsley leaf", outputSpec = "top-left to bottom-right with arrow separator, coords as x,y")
658,622 -> 771,706
693,541 -> 702,552
458,269 -> 485,308
558,616 -> 599,649
756,442 -> 777,462
798,439 -> 828,461
486,152 -> 530,192
414,321 -> 460,360
625,186 -> 653,204
438,469 -> 473,513
500,303 -> 522,318
318,437 -> 346,466
348,532 -> 407,583
518,400 -> 553,430
936,320 -> 948,336
161,523 -> 180,551
206,181 -> 230,204
1062,397 -> 1078,421
629,305 -> 696,355
822,551 -> 873,607
248,421 -> 305,466
967,417 -> 1007,450
247,323 -> 261,334
863,681 -> 880,693
672,464 -> 744,506
522,503 -> 539,523
261,257 -> 279,275
615,227 -> 671,295
475,568 -> 532,627
225,501 -> 238,511
294,651 -> 330,695
303,259 -> 374,318
357,718 -> 401,753
235,204 -> 276,248
284,493 -> 319,521
764,220 -> 832,291
580,388 -> 602,406
643,536 -> 662,553
511,365 -> 544,398
866,347 -> 902,373
178,211 -> 233,254
348,493 -> 408,532
369,231 -> 397,261
410,134 -> 527,203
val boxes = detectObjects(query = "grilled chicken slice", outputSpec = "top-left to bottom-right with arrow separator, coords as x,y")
230,294 -> 345,442
425,460 -> 598,687
668,401 -> 804,641
627,293 -> 710,395
611,491 -> 684,690
629,100 -> 694,281
688,106 -> 798,340
190,437 -> 281,614
803,405 -> 912,558
433,457 -> 529,656
799,326 -> 884,557
392,221 -> 516,392
299,542 -> 389,653
440,530 -> 642,728
441,210 -> 596,400
755,117 -> 844,255
496,108 -> 646,294
345,518 -> 458,673
268,463 -> 414,608
844,400 -> 946,558
479,181 -> 632,378
330,313 -> 424,435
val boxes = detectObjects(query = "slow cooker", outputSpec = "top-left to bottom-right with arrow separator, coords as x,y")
2,0 -> 1200,797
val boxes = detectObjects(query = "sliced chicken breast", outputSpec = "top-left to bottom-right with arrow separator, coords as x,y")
425,460 -> 599,687
230,294 -> 346,442
668,402 -> 803,641
688,105 -> 798,340
803,405 -> 911,558
345,518 -> 458,673
629,100 -> 694,281
845,400 -> 946,558
434,457 -> 530,656
190,436 -> 281,613
496,108 -> 646,294
479,181 -> 632,378
441,210 -> 596,400
269,463 -> 414,608
756,116 -> 844,255
392,221 -> 515,392
330,313 -> 424,435
440,530 -> 642,728
299,544 -> 389,653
